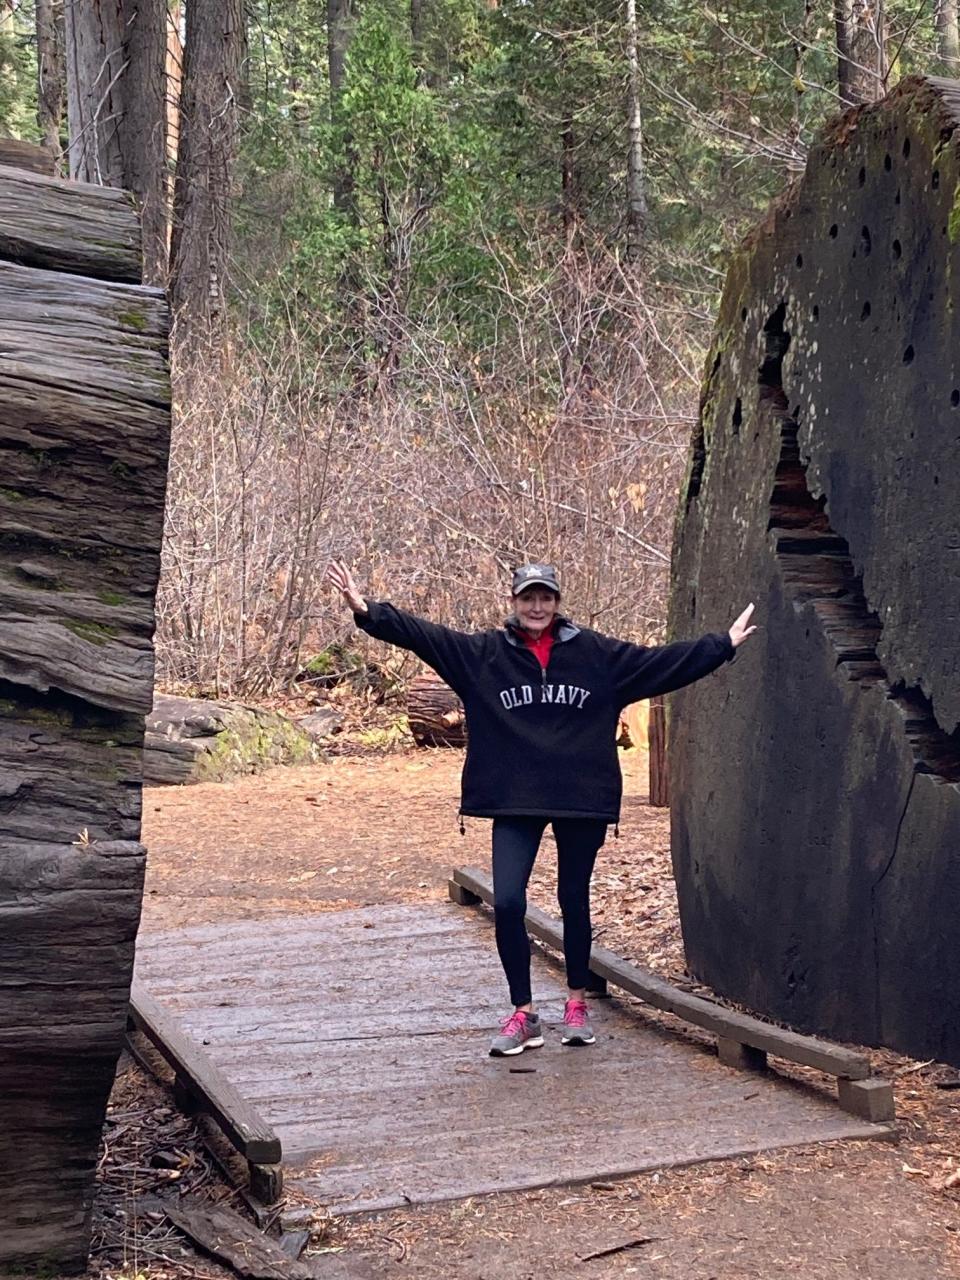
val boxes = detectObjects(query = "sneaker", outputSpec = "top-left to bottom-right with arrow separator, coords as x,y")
561,998 -> 596,1046
489,1010 -> 544,1057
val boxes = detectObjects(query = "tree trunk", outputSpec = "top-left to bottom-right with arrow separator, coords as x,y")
648,695 -> 669,807
937,0 -> 960,75
624,0 -> 647,263
834,0 -> 886,106
328,0 -> 358,219
170,0 -> 245,345
64,0 -> 126,184
165,3 -> 183,252
63,1 -> 168,281
118,0 -> 169,283
36,0 -> 65,161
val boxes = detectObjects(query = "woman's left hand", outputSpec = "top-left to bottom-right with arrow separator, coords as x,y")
729,603 -> 757,648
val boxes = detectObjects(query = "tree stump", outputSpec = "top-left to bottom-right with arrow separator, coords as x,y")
407,672 -> 466,747
0,162 -> 170,1272
669,76 -> 960,1066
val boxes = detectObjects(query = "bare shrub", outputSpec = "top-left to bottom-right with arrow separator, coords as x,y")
156,244 -> 710,698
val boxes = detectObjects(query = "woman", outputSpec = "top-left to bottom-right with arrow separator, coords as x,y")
327,559 -> 756,1056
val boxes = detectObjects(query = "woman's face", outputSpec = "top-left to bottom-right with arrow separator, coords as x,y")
513,587 -> 560,637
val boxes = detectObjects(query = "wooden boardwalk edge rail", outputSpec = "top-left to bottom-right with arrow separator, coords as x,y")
450,866 -> 896,1124
128,980 -> 284,1203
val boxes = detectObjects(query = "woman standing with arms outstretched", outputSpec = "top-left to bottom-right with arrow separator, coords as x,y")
327,559 -> 756,1056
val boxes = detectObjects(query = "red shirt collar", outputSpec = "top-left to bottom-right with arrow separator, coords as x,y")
517,621 -> 556,669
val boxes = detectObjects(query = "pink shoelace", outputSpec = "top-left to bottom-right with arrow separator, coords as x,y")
565,999 -> 588,1027
500,1011 -> 530,1037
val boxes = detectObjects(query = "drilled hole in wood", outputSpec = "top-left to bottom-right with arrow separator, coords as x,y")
812,305 -> 819,321
903,345 -> 915,364
884,153 -> 892,172
860,226 -> 872,256
951,389 -> 959,407
933,169 -> 941,189
795,253 -> 804,268
829,223 -> 838,238
892,239 -> 902,259
732,398 -> 743,435
858,165 -> 866,186
860,301 -> 872,321
902,137 -> 911,159
741,306 -> 748,322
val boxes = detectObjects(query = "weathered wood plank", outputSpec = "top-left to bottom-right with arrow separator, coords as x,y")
135,906 -> 890,1218
451,865 -> 875,1082
129,980 -> 282,1165
0,165 -> 141,281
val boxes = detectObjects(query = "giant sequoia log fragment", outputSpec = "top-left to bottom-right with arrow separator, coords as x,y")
0,163 -> 170,1271
670,77 -> 960,1066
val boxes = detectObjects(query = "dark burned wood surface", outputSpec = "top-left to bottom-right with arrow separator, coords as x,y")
669,75 -> 960,1065
135,905 -> 884,1215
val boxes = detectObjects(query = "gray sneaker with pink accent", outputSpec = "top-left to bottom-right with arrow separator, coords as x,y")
561,998 -> 596,1045
489,1010 -> 544,1056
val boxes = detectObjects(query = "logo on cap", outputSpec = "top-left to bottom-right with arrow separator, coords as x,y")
512,563 -> 560,595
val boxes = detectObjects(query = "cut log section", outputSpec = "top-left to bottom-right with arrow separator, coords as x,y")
0,136 -> 59,176
407,671 -> 466,747
669,75 -> 960,1065
0,164 -> 141,281
0,162 -> 170,1271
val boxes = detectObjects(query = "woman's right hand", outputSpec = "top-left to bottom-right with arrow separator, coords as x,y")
326,560 -> 368,614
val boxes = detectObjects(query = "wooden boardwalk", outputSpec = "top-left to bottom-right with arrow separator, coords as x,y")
134,905 -> 885,1214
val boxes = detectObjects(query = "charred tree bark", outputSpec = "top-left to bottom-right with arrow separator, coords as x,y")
0,162 -> 170,1272
169,0 -> 244,345
670,75 -> 960,1067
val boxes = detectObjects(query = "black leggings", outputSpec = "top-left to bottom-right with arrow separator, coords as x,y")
491,816 -> 607,1007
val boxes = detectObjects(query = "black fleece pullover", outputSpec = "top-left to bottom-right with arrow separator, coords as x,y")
355,602 -> 734,822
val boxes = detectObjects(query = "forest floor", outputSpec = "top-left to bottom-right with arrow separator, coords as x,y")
91,746 -> 960,1280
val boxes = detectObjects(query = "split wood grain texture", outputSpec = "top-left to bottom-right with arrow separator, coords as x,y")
0,161 -> 170,1274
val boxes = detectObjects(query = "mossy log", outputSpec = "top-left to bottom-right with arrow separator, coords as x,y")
0,164 -> 170,1271
144,695 -> 320,785
669,76 -> 960,1065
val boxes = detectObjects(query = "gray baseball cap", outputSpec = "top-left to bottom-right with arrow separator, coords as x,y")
511,563 -> 560,596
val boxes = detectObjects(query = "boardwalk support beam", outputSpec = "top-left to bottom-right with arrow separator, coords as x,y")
450,865 -> 895,1124
128,981 -> 284,1203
